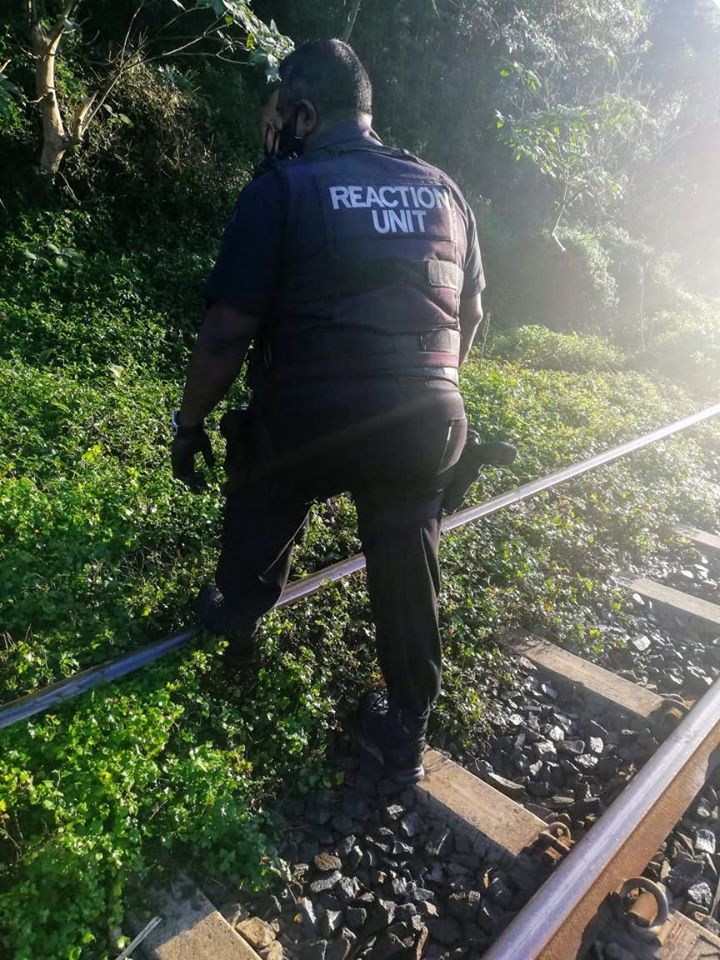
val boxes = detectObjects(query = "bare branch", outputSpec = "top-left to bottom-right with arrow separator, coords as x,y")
119,0 -> 146,67
342,0 -> 363,43
550,183 -> 569,251
147,20 -> 224,62
81,77 -> 121,129
65,3 -> 151,140
69,91 -> 97,143
158,7 -> 197,35
213,51 -> 249,65
58,169 -> 81,205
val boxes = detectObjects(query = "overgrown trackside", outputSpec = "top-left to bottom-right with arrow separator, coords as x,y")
2,1 -> 720,955
2,322 -> 720,956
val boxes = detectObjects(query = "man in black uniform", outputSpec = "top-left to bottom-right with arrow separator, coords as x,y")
171,40 -> 485,784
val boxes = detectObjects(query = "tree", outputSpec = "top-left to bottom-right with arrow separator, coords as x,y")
25,0 -> 291,177
498,92 -> 646,249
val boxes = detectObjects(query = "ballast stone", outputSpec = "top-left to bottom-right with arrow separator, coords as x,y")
236,918 -> 276,951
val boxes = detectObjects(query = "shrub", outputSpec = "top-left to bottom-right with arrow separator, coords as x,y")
486,227 -> 619,333
492,324 -> 627,372
639,299 -> 720,395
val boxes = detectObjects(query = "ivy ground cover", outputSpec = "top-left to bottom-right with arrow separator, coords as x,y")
2,233 -> 720,959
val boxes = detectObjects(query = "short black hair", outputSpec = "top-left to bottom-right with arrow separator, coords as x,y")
279,39 -> 372,120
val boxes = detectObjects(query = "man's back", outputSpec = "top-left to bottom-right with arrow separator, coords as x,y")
268,129 -> 472,337
206,120 -> 485,387
174,39 -> 486,784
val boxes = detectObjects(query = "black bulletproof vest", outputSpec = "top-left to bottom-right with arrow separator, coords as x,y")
259,139 -> 470,381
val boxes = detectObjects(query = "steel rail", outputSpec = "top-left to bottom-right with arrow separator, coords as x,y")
0,630 -> 197,731
2,401 -> 719,732
482,673 -> 720,960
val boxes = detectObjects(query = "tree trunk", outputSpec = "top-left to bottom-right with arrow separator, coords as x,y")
638,261 -> 647,352
31,20 -> 70,177
475,312 -> 491,361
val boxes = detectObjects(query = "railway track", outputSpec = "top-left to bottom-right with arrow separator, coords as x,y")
130,520 -> 720,960
2,403 -> 720,960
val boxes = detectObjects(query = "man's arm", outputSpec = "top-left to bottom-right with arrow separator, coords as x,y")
458,293 -> 483,367
457,196 -> 485,367
171,160 -> 283,489
171,303 -> 261,490
178,303 -> 260,427
180,168 -> 283,426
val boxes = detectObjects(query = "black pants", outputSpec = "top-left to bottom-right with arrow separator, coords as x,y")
216,377 -> 466,717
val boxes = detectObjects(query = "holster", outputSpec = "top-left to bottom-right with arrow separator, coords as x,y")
442,429 -> 517,514
219,407 -> 254,489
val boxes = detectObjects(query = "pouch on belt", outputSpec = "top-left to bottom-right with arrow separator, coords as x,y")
219,406 -> 254,488
442,428 -> 517,514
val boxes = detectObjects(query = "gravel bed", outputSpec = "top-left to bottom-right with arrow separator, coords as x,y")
453,664 -> 657,839
213,546 -> 720,957
643,773 -> 720,923
451,634 -> 720,930
647,541 -> 720,608
596,586 -> 719,699
215,752 -> 542,960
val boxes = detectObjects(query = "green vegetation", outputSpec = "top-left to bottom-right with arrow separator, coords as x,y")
3,333 -> 719,957
491,325 -> 628,372
1,1 -> 719,957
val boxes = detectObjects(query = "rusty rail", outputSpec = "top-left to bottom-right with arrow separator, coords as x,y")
482,674 -> 720,960
2,401 -> 720,731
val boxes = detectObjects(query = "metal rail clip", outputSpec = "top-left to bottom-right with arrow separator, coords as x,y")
655,693 -> 692,732
614,876 -> 670,945
535,821 -> 575,869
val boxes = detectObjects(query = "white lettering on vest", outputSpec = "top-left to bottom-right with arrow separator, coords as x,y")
365,186 -> 382,208
411,209 -> 428,231
389,209 -> 410,232
417,186 -> 435,208
372,209 -> 392,233
330,186 -> 351,209
379,186 -> 398,208
330,183 -> 448,233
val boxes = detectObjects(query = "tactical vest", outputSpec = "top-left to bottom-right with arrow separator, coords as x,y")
259,139 -> 468,382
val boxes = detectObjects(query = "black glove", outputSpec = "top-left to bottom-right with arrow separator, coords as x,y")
171,421 -> 215,492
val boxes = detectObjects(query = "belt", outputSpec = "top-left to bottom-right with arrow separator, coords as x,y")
263,328 -> 460,369
393,366 -> 459,384
268,350 -> 459,383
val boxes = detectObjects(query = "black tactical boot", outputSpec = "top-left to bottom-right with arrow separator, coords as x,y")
358,692 -> 428,784
195,583 -> 258,671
